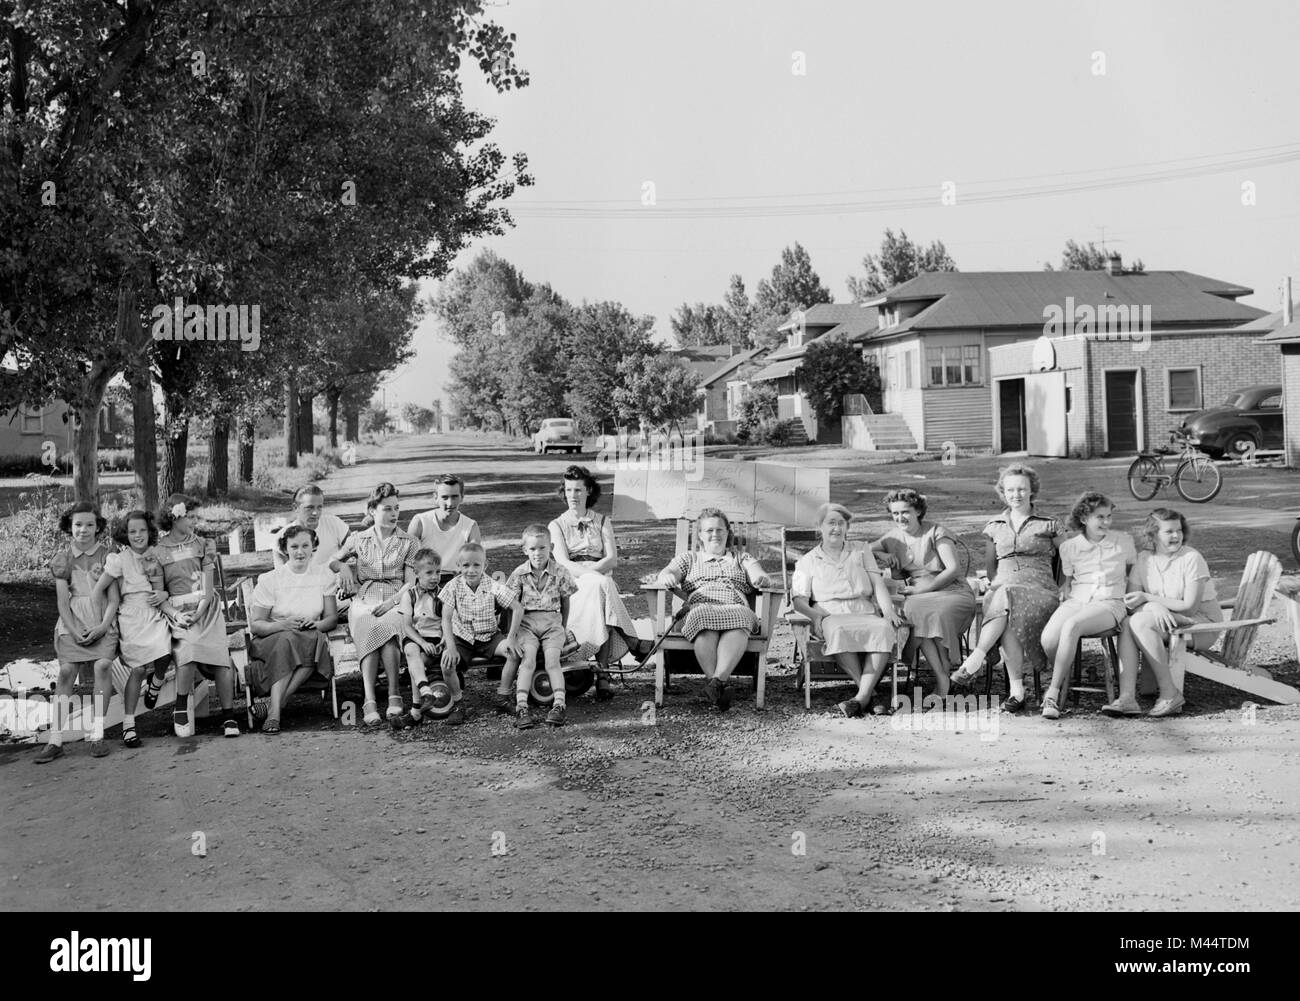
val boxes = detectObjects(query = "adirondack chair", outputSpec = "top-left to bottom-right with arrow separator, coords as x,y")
640,518 -> 784,709
1168,550 -> 1300,704
782,527 -> 917,710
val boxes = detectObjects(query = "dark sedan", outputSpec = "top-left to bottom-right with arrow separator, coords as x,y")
1178,384 -> 1283,458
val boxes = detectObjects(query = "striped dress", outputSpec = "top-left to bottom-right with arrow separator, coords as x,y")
337,526 -> 418,658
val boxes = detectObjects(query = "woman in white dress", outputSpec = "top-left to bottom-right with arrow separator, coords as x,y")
791,503 -> 904,717
248,525 -> 340,733
548,465 -> 649,700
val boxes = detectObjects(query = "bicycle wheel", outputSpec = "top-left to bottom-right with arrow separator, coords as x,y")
1127,456 -> 1162,501
1175,455 -> 1222,503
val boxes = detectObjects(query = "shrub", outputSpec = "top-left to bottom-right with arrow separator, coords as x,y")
751,417 -> 793,447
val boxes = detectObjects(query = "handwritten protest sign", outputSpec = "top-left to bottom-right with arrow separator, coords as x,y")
614,460 -> 829,524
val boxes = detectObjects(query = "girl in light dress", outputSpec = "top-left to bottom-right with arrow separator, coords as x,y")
35,503 -> 120,764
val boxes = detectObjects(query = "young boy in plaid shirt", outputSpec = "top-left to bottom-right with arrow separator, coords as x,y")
439,542 -> 523,719
502,524 -> 577,729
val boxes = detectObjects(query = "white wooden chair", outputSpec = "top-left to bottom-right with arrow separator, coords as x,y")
1168,550 -> 1300,704
640,518 -> 784,709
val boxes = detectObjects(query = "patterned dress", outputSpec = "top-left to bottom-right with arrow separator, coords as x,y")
336,526 -> 417,658
878,524 -> 977,661
156,533 -> 230,674
791,542 -> 896,655
662,549 -> 770,642
51,542 -> 119,662
102,547 -> 172,667
981,510 -> 1063,675
548,508 -> 639,662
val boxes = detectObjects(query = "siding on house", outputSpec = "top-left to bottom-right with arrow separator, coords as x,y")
0,401 -> 73,460
922,386 -> 991,449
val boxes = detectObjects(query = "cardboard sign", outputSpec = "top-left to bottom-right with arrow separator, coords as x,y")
614,460 -> 829,525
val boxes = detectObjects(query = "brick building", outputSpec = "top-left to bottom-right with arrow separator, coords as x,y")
1255,293 -> 1300,465
986,327 -> 1280,457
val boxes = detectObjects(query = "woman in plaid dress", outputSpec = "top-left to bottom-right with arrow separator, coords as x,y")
329,482 -> 418,725
656,508 -> 771,711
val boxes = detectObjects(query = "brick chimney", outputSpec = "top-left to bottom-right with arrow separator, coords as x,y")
1106,252 -> 1123,276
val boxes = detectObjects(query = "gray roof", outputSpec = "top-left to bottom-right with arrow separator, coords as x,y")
698,347 -> 765,387
864,271 -> 1265,335
776,303 -> 868,332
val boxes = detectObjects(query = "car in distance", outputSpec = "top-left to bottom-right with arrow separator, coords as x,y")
1178,384 -> 1282,458
532,418 -> 582,455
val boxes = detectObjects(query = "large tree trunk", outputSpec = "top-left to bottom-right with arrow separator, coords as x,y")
159,395 -> 189,499
327,390 -> 340,448
206,414 -> 230,496
345,405 -> 359,442
128,361 -> 158,512
297,392 -> 313,456
283,377 -> 299,469
237,418 -> 255,484
71,399 -> 102,504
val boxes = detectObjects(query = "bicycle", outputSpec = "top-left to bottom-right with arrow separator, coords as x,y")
1126,430 -> 1222,503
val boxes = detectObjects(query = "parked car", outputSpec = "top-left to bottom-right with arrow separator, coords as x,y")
1178,384 -> 1283,458
532,418 -> 582,455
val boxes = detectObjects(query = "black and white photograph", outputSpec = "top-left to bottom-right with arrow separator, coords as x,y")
1,0 -> 1297,945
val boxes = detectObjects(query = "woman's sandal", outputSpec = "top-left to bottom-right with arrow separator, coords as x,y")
121,727 -> 142,749
142,676 -> 165,710
361,701 -> 382,727
263,718 -> 281,735
248,700 -> 270,728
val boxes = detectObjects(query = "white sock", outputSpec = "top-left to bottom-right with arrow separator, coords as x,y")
123,713 -> 136,729
91,717 -> 105,741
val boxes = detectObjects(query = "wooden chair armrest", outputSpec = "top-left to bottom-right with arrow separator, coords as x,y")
1172,616 -> 1274,636
640,581 -> 671,591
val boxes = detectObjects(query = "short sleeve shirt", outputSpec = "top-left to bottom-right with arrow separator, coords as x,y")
550,509 -> 608,560
1133,546 -> 1220,622
104,547 -> 166,598
399,586 -> 443,638
272,513 -> 350,571
1059,531 -> 1136,602
982,510 -> 1062,589
251,564 -> 336,621
791,542 -> 880,603
154,534 -> 215,600
506,559 -> 577,612
51,542 -> 111,598
438,575 -> 516,642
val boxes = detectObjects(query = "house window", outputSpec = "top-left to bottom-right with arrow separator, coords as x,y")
20,405 -> 43,434
927,345 -> 982,387
926,347 -> 943,386
1167,368 -> 1202,412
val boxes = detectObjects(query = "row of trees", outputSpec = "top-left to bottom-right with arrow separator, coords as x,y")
1,0 -> 530,506
435,251 -> 700,435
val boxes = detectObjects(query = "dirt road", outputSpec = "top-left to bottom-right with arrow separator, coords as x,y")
3,433 -> 1299,911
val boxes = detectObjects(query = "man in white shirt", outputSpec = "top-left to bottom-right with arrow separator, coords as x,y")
273,484 -> 352,588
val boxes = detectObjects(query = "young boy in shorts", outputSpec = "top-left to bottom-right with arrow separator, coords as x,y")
502,525 -> 577,729
439,542 -> 523,719
397,549 -> 449,724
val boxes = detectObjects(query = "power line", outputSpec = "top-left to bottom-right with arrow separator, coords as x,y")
507,143 -> 1300,220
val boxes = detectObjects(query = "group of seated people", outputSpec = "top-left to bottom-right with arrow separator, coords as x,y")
35,460 -> 1222,764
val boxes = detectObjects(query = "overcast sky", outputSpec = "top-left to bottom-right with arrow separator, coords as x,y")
386,0 -> 1300,415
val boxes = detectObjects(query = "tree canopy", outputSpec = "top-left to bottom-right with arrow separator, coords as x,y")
847,229 -> 958,302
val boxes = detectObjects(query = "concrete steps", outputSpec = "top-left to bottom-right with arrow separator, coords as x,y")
846,413 -> 919,452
